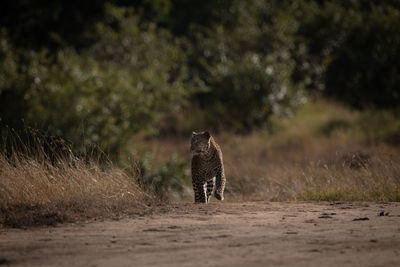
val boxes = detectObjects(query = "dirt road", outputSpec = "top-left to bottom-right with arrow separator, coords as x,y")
1,202 -> 400,266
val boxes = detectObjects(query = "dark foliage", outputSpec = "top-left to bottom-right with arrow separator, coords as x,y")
1,0 -> 399,155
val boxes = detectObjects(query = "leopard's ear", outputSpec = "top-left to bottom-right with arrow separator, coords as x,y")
203,131 -> 211,139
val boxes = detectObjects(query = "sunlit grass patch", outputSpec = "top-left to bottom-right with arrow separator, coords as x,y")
0,130 -> 153,228
133,99 -> 400,202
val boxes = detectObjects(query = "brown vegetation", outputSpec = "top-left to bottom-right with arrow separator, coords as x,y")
0,145 -> 153,228
134,99 -> 400,202
1,99 -> 399,228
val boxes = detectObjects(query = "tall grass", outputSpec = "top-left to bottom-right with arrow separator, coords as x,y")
224,99 -> 400,201
133,99 -> 400,202
0,129 -> 153,227
1,99 -> 399,228
224,137 -> 400,202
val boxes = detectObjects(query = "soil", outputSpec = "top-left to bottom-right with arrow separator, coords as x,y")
1,201 -> 400,267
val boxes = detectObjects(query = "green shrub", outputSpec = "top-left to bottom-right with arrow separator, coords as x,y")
297,1 -> 400,109
138,153 -> 191,200
185,0 -> 306,132
0,5 -> 191,155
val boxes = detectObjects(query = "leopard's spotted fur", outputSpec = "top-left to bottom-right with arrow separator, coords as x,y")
190,131 -> 226,203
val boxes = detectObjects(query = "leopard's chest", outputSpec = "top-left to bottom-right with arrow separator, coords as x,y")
192,158 -> 219,181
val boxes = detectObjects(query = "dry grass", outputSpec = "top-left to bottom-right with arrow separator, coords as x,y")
1,99 -> 399,229
132,99 -> 400,202
223,135 -> 400,201
0,137 -> 154,228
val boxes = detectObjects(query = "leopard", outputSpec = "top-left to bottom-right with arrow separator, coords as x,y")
190,131 -> 226,203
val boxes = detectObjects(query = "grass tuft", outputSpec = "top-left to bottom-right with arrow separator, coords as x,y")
0,129 -> 154,228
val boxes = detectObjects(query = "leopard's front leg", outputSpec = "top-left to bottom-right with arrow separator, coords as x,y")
192,180 -> 207,203
214,167 -> 225,201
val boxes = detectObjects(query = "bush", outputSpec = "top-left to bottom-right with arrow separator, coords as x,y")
0,5 -> 191,154
297,1 -> 400,109
2,0 -> 399,157
138,153 -> 191,201
185,0 -> 306,132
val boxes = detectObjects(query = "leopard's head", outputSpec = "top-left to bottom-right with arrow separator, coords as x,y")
190,131 -> 211,156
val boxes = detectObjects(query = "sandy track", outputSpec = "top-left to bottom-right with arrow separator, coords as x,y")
1,202 -> 400,267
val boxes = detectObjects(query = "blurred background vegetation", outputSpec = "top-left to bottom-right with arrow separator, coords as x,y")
1,0 -> 400,201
